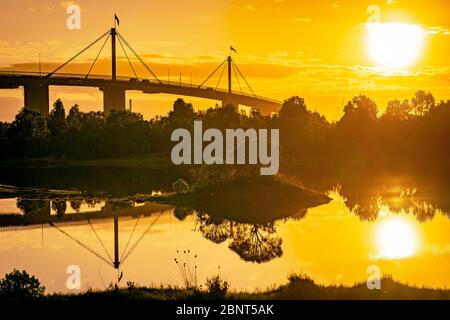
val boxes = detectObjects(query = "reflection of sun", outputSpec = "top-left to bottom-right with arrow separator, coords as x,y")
376,216 -> 418,259
366,23 -> 424,69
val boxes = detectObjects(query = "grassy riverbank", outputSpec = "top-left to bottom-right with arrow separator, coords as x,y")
148,175 -> 331,223
46,275 -> 449,301
0,154 -> 168,169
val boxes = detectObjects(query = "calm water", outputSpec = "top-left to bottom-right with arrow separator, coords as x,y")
0,166 -> 449,293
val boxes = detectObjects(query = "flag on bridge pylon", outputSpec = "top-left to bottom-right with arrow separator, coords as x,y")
230,46 -> 237,53
115,14 -> 120,27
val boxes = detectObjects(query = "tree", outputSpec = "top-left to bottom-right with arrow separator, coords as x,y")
384,99 -> 411,120
274,96 -> 330,157
0,269 -> 45,300
334,95 -> 379,159
169,98 -> 195,120
67,104 -> 83,130
342,95 -> 378,121
278,96 -> 308,119
48,99 -> 67,136
411,90 -> 435,116
6,107 -> 49,156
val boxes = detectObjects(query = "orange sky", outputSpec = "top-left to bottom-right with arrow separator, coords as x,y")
0,0 -> 449,121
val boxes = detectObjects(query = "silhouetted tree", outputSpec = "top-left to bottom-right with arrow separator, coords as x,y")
48,99 -> 67,136
384,99 -> 411,120
411,90 -> 435,116
0,269 -> 45,300
6,107 -> 48,157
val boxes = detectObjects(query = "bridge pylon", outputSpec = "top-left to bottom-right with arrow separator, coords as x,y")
101,27 -> 126,115
227,55 -> 232,94
24,83 -> 49,116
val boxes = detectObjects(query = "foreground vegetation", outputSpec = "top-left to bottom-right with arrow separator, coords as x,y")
1,270 -> 448,301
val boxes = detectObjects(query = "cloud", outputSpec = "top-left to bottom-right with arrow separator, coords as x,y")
427,26 -> 450,35
243,4 -> 259,13
59,1 -> 77,8
292,17 -> 312,23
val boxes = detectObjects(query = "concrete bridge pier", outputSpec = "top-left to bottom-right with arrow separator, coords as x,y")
102,86 -> 126,116
24,84 -> 49,116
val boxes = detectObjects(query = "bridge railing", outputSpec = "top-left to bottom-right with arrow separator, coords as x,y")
0,70 -> 281,104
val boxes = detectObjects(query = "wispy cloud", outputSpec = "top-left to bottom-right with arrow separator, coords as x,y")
292,17 -> 312,23
243,4 -> 259,13
386,0 -> 398,5
427,26 -> 450,35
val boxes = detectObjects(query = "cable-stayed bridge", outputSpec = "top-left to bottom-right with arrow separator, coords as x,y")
0,27 -> 281,116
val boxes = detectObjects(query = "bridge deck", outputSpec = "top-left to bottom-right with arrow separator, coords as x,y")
0,71 -> 281,114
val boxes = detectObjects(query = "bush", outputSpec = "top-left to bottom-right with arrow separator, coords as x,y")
205,275 -> 229,298
172,178 -> 191,194
0,269 -> 46,300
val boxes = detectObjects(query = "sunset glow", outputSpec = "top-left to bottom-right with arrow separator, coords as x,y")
366,23 -> 424,69
376,216 -> 419,259
0,0 -> 449,121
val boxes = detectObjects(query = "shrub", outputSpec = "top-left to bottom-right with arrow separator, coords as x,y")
172,178 -> 190,194
205,275 -> 229,298
0,269 -> 45,300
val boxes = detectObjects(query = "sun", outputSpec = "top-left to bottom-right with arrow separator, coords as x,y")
375,216 -> 418,259
366,23 -> 424,69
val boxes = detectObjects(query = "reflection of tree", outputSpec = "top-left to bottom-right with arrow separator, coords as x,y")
349,199 -> 380,222
70,200 -> 82,212
174,207 -> 194,221
345,190 -> 440,222
197,212 -> 230,244
51,200 -> 66,218
16,199 -> 49,216
84,198 -> 102,208
104,200 -> 134,211
228,223 -> 282,263
386,192 -> 437,222
411,202 -> 436,222
193,212 -> 283,263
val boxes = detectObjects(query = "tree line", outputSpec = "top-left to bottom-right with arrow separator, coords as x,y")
0,90 -> 449,165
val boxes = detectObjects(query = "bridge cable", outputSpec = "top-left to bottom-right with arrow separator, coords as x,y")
232,63 -> 244,95
215,62 -> 227,91
88,219 -> 114,264
46,29 -> 110,78
120,215 -> 141,262
117,36 -> 138,79
120,212 -> 163,265
49,222 -> 113,267
198,59 -> 227,89
85,34 -> 111,80
117,33 -> 162,83
233,63 -> 257,97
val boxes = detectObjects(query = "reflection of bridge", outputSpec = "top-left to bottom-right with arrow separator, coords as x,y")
0,28 -> 281,116
0,200 -> 170,278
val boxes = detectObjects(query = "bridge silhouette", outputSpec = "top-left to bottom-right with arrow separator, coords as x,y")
0,27 -> 281,116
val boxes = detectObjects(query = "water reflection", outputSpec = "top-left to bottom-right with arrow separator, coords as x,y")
195,212 -> 283,263
338,187 -> 448,222
0,185 -> 448,292
375,216 -> 419,259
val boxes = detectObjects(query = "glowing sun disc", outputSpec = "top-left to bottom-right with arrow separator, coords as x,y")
376,217 -> 418,259
366,23 -> 424,69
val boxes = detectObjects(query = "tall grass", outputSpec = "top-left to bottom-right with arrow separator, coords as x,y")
174,250 -> 198,289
